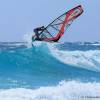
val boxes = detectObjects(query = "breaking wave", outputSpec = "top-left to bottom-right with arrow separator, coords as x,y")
0,81 -> 100,100
0,41 -> 100,100
50,46 -> 100,71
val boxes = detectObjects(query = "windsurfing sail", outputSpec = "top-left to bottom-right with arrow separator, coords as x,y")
34,5 -> 83,42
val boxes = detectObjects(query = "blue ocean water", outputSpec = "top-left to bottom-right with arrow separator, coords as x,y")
0,41 -> 100,100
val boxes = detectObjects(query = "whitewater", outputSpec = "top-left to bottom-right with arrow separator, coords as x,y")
0,41 -> 100,100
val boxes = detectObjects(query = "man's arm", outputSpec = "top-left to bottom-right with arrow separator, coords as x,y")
40,26 -> 45,30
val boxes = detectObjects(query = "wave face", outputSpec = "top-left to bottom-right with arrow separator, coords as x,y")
0,42 -> 100,100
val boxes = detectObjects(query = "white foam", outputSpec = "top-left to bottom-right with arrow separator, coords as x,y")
23,33 -> 33,43
91,43 -> 100,46
23,33 -> 33,48
48,44 -> 100,71
23,33 -> 49,48
0,81 -> 100,100
32,41 -> 45,47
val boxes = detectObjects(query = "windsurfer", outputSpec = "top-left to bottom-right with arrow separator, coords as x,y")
32,5 -> 83,42
33,26 -> 45,41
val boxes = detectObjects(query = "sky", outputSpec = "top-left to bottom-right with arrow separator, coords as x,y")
0,0 -> 100,42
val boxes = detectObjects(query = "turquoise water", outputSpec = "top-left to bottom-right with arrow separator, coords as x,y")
0,42 -> 100,100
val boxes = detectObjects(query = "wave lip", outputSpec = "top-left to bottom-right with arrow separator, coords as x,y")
49,43 -> 100,72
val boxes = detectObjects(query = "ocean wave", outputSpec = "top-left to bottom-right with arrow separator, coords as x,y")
0,42 -> 100,88
49,44 -> 100,72
1,41 -> 100,72
0,81 -> 100,100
